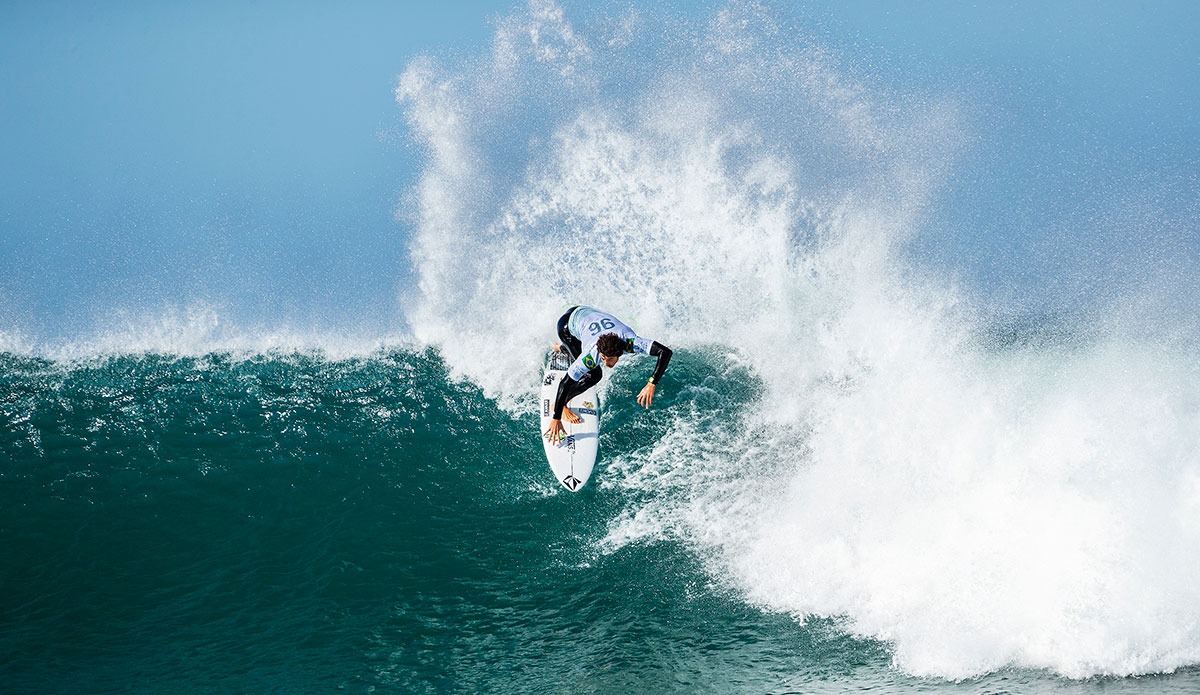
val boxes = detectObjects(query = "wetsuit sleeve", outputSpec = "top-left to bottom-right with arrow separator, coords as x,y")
552,376 -> 576,420
648,341 -> 672,384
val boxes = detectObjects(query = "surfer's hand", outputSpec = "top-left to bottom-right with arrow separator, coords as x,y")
544,419 -> 566,443
637,382 -> 656,409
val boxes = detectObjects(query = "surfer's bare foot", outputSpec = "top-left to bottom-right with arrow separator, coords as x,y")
562,407 -> 582,424
551,342 -> 563,353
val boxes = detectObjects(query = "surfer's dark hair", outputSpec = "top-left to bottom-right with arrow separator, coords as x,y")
596,333 -> 626,357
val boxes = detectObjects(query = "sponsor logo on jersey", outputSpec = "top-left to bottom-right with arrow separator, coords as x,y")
582,354 -> 597,369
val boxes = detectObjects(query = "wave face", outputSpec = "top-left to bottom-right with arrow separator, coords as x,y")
0,349 -> 910,694
396,0 -> 1200,681
6,349 -> 1198,694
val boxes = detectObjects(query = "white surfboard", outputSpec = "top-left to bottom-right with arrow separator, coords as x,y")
539,350 -> 600,492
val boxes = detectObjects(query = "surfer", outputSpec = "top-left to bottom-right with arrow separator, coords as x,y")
543,306 -> 672,443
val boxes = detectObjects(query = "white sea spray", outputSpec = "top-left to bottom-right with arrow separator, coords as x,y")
397,0 -> 1200,679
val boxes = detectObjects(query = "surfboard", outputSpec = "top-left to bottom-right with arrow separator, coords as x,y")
539,350 -> 600,492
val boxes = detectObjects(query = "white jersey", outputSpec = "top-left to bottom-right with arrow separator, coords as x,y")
565,307 -> 654,381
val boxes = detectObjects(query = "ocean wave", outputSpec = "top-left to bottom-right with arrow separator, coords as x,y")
397,0 -> 1200,679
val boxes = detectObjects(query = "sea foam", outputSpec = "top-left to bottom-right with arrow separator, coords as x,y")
397,0 -> 1200,679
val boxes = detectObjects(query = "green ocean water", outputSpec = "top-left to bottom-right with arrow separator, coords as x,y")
3,348 -> 1199,694
4,0 -> 1200,689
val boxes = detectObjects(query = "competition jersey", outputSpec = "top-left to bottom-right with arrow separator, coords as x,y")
565,306 -> 654,381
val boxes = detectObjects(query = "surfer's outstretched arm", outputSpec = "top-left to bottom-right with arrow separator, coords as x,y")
546,371 -> 593,442
553,367 -> 601,424
553,375 -> 579,422
637,341 -> 672,408
648,341 -> 671,383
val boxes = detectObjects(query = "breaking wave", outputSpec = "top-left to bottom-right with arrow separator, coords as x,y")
396,0 -> 1200,679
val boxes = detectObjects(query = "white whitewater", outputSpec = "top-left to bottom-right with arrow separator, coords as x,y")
396,0 -> 1200,679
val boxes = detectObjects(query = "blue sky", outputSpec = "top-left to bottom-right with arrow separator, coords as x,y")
1,0 -> 505,338
817,2 -> 1198,309
1,1 -> 1196,341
